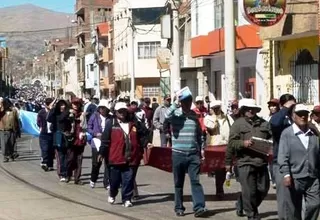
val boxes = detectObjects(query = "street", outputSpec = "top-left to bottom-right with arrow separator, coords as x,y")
0,134 -> 280,220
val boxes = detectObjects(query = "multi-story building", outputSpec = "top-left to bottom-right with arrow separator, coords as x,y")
113,0 -> 168,100
259,0 -> 319,110
96,22 -> 114,98
74,0 -> 113,97
190,0 -> 263,107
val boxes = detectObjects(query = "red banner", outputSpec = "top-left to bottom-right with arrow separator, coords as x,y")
144,145 -> 273,173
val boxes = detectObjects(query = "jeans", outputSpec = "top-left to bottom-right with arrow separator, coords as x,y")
109,165 -> 135,202
172,151 -> 206,213
90,147 -> 110,187
0,131 -> 15,158
55,147 -> 68,178
39,133 -> 54,167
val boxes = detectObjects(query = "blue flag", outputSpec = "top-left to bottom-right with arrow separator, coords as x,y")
19,110 -> 40,136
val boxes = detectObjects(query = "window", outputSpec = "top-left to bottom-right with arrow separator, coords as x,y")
138,42 -> 161,59
214,0 -> 224,29
143,85 -> 160,97
214,0 -> 239,29
132,7 -> 166,25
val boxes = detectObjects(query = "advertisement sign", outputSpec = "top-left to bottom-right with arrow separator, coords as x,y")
240,0 -> 286,27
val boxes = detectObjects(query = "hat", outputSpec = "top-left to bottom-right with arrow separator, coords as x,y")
71,97 -> 82,105
98,99 -> 110,109
93,95 -> 99,99
231,100 -> 238,107
163,94 -> 171,100
210,100 -> 222,108
268,98 -> 279,105
195,96 -> 204,102
312,105 -> 320,113
176,86 -> 192,101
294,104 -> 309,113
238,98 -> 261,112
114,102 -> 128,111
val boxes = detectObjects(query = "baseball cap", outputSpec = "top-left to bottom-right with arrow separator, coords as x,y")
195,96 -> 204,102
114,102 -> 128,111
312,105 -> 320,113
294,104 -> 309,113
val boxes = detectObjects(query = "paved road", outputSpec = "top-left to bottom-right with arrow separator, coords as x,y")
0,134 -> 281,220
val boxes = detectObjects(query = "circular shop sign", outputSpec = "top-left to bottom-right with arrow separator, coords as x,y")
240,0 -> 286,27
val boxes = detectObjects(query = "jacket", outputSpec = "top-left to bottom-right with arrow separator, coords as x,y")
270,107 -> 292,163
278,125 -> 320,179
100,117 -> 149,166
228,116 -> 272,167
87,112 -> 106,147
37,109 -> 51,135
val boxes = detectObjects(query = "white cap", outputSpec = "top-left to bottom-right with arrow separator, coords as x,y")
294,104 -> 310,113
114,102 -> 128,111
210,100 -> 222,108
98,99 -> 110,109
195,96 -> 203,102
93,95 -> 99,99
238,98 -> 261,111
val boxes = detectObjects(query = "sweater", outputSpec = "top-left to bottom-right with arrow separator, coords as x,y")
278,125 -> 320,179
165,102 -> 205,151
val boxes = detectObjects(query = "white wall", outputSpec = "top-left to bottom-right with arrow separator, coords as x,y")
191,0 -> 250,38
85,53 -> 97,89
113,0 -> 168,80
209,50 -> 262,107
62,51 -> 80,97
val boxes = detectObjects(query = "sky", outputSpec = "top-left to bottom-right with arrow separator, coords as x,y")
0,0 -> 75,13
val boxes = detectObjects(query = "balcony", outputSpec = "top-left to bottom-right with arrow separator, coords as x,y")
101,48 -> 113,62
75,0 -> 113,14
76,24 -> 90,37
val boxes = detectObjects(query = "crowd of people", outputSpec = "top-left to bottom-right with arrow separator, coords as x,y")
0,87 -> 320,219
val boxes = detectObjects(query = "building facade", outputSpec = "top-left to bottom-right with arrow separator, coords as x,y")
259,0 -> 319,111
74,0 -> 113,97
190,0 -> 264,107
113,0 -> 168,100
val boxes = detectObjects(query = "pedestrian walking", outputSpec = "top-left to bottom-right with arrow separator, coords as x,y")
165,87 -> 208,217
37,98 -> 55,171
228,98 -> 272,220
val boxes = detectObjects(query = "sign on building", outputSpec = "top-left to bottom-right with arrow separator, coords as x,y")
240,0 -> 286,27
157,48 -> 171,70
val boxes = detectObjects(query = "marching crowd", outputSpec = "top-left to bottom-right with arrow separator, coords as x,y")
0,87 -> 320,219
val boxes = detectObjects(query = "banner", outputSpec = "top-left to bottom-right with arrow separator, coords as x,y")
19,110 -> 40,136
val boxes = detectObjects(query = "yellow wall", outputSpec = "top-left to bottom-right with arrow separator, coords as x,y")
274,36 -> 318,96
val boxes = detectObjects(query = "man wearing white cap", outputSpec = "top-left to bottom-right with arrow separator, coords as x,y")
228,98 -> 272,220
193,96 -> 207,132
278,104 -> 320,220
99,102 -> 150,208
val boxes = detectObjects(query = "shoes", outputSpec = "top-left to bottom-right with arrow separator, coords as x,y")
108,196 -> 115,204
176,211 -> 185,217
272,183 -> 276,189
60,177 -> 66,182
3,157 -> 9,163
74,180 -> 84,185
123,200 -> 133,208
90,181 -> 95,188
194,208 -> 208,218
235,201 -> 245,217
48,167 -> 54,171
41,164 -> 48,172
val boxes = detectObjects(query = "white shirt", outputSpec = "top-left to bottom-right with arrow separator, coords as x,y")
100,115 -> 106,131
292,123 -> 313,149
118,120 -> 129,135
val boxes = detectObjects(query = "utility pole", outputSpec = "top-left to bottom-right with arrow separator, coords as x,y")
130,22 -> 136,101
224,0 -> 237,103
170,0 -> 181,98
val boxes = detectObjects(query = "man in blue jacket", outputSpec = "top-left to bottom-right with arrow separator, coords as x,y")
270,94 -> 296,220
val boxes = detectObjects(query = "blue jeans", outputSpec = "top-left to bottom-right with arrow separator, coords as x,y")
109,165 -> 135,202
39,133 -> 54,167
172,151 -> 206,213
